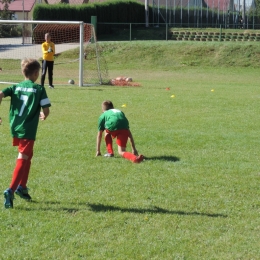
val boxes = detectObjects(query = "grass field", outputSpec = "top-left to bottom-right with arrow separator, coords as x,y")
0,41 -> 260,259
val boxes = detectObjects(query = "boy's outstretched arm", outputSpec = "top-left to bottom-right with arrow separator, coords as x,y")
128,130 -> 138,156
96,130 -> 103,156
0,91 -> 5,104
0,91 -> 4,124
39,107 -> 50,121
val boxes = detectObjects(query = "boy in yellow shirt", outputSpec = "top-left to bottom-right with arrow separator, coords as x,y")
41,33 -> 55,89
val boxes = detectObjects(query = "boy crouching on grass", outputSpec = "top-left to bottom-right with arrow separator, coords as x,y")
0,58 -> 51,209
96,100 -> 144,163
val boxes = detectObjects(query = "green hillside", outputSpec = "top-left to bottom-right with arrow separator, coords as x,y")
59,41 -> 260,70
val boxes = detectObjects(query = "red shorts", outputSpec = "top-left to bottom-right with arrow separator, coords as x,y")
13,137 -> 34,156
106,129 -> 129,147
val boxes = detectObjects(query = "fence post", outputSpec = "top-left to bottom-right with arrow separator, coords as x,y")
91,16 -> 97,43
166,23 -> 168,41
130,23 -> 132,41
219,24 -> 222,41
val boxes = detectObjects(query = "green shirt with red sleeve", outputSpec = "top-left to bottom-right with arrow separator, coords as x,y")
98,109 -> 129,131
2,80 -> 51,140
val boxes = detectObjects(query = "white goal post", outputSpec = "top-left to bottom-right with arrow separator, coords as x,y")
0,20 -> 109,86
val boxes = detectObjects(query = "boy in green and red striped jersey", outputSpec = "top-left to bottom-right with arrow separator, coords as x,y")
0,58 -> 51,209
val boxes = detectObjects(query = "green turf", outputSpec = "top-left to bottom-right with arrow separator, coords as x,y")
0,42 -> 260,259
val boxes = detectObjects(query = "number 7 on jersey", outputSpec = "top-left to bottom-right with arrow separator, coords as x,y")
19,95 -> 28,116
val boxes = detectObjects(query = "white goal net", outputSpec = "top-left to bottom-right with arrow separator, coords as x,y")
0,20 -> 109,86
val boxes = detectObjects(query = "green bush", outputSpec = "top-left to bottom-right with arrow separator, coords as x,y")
33,1 -> 144,35
33,1 -> 144,23
10,25 -> 22,37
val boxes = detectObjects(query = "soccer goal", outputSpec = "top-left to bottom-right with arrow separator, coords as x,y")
0,20 -> 109,86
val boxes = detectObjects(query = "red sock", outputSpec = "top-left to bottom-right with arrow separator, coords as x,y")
105,134 -> 114,154
19,153 -> 33,188
10,159 -> 27,192
122,152 -> 136,162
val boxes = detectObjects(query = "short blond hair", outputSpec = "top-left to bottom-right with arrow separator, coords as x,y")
45,32 -> 51,39
21,58 -> 41,77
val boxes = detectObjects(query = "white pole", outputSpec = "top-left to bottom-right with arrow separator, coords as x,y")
212,0 -> 214,26
169,0 -> 172,24
23,0 -> 24,20
201,0 -> 202,26
79,22 -> 84,87
166,0 -> 167,24
3,20 -> 85,24
158,0 -> 160,25
242,0 -> 245,28
174,0 -> 175,25
188,0 -> 189,26
218,0 -> 220,25
145,0 -> 149,27
22,0 -> 24,44
181,0 -> 182,26
207,0 -> 208,26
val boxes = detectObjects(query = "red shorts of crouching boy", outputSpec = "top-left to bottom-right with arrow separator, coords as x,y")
105,129 -> 129,147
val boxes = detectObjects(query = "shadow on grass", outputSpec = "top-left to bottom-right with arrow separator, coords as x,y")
145,156 -> 180,162
15,201 -> 227,218
15,200 -> 80,213
87,203 -> 227,218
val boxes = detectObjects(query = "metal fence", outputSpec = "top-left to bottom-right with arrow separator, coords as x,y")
97,22 -> 260,41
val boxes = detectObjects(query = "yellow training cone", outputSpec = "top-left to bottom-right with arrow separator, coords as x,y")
122,104 -> 126,107
211,89 -> 214,92
171,95 -> 175,98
